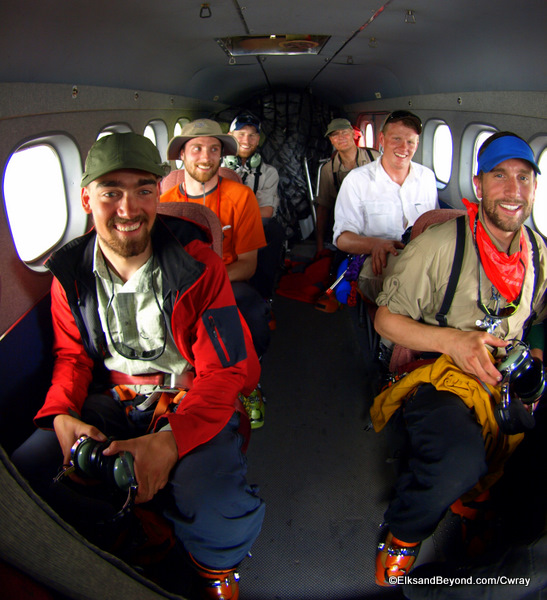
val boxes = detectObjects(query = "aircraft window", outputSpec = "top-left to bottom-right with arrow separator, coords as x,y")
365,123 -> 374,148
145,119 -> 168,160
4,144 -> 67,263
472,131 -> 495,191
532,147 -> 547,237
432,123 -> 453,187
144,125 -> 157,145
460,125 -> 497,201
97,124 -> 132,139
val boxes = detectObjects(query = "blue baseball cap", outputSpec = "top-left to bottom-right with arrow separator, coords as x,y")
477,132 -> 540,176
230,114 -> 261,133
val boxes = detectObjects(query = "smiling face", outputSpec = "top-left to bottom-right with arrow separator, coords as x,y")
474,158 -> 537,246
379,121 -> 420,179
328,128 -> 356,153
181,136 -> 222,183
82,169 -> 159,261
231,125 -> 260,161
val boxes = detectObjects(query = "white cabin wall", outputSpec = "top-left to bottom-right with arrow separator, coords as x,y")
0,83 -> 229,337
346,91 -> 547,207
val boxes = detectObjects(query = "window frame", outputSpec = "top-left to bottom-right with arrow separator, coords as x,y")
422,119 -> 453,190
459,123 -> 497,201
2,133 -> 86,272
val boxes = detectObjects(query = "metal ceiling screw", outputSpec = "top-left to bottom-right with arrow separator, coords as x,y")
134,92 -> 139,101
71,86 -> 79,99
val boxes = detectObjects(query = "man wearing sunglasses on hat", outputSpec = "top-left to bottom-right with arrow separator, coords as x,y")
12,132 -> 265,599
333,110 -> 438,276
370,131 -> 546,587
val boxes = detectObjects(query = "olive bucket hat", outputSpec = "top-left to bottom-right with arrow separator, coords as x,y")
81,132 -> 170,187
167,119 -> 239,160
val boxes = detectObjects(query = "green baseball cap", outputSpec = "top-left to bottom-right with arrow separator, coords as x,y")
81,132 -> 170,187
167,119 -> 239,160
325,118 -> 353,137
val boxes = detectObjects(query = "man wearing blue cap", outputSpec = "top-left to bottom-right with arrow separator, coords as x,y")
369,131 -> 546,586
225,113 -> 280,220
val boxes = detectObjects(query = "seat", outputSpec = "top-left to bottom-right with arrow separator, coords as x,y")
157,201 -> 223,258
388,208 -> 466,373
160,167 -> 242,194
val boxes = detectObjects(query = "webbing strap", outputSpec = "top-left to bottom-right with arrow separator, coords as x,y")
521,226 -> 540,340
435,215 -> 466,327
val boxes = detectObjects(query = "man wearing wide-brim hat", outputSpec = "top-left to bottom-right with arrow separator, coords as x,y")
162,118 -> 271,363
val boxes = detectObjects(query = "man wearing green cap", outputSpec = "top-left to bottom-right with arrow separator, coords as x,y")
370,131 -> 546,587
12,132 -> 265,599
315,118 -> 379,255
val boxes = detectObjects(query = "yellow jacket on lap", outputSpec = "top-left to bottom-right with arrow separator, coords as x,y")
371,354 -> 524,497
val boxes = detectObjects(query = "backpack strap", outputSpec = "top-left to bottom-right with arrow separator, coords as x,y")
435,215 -> 466,327
331,153 -> 340,193
521,226 -> 540,340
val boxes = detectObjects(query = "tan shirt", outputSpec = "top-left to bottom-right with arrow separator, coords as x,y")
377,215 -> 547,346
316,147 -> 379,209
93,241 -> 190,379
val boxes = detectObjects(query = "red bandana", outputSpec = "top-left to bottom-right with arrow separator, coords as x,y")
463,198 -> 527,303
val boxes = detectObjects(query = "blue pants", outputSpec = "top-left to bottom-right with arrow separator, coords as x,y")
232,281 -> 271,359
385,384 -> 488,543
11,393 -> 265,569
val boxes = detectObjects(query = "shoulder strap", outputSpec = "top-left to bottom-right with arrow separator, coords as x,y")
365,148 -> 375,162
521,226 -> 540,339
331,152 -> 340,193
435,215 -> 466,327
253,164 -> 262,194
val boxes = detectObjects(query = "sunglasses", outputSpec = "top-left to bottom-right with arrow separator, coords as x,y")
384,110 -> 422,134
476,265 -> 522,319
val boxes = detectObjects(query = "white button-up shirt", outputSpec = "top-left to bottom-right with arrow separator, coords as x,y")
333,157 -> 438,245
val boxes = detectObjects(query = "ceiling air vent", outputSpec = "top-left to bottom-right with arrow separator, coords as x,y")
216,35 -> 330,56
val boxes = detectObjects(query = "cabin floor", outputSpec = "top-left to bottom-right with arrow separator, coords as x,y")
233,241 -> 546,600
229,240 -> 445,600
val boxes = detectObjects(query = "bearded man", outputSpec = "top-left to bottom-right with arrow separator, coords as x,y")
370,131 -> 546,587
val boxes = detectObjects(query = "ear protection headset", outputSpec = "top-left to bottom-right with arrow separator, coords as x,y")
223,153 -> 262,170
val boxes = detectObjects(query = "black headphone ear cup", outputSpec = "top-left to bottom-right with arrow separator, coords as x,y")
495,399 -> 536,435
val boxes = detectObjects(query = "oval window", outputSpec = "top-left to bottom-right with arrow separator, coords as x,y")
4,144 -> 67,263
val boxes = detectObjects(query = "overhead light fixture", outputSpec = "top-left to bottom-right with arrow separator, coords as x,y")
216,34 -> 330,56
368,37 -> 377,48
405,10 -> 416,24
200,3 -> 211,18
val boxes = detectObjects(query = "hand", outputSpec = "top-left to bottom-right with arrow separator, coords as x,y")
53,414 -> 107,466
443,329 -> 509,386
104,432 -> 179,504
370,239 -> 405,276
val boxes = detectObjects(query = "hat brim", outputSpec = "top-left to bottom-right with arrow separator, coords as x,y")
167,135 -> 239,160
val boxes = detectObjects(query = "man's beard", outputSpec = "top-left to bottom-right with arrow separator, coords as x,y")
185,160 -> 220,184
481,196 -> 532,233
100,217 -> 151,258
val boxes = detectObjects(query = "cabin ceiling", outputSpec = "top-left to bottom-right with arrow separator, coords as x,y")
1,0 -> 546,108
